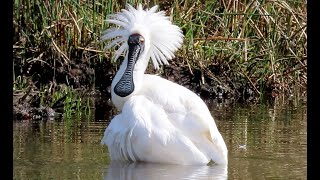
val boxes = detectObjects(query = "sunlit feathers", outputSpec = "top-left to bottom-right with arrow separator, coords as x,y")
101,4 -> 184,69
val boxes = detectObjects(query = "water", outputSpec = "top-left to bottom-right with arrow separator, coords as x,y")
13,96 -> 307,179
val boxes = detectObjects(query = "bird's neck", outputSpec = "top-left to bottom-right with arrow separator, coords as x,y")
111,53 -> 149,110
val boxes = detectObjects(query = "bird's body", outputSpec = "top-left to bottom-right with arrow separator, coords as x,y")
103,75 -> 227,165
101,4 -> 228,165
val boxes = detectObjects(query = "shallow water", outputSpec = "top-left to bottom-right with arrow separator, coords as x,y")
13,96 -> 307,179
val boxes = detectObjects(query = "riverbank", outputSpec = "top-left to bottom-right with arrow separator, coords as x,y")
13,0 -> 307,120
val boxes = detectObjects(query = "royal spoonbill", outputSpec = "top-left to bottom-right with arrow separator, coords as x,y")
101,4 -> 228,165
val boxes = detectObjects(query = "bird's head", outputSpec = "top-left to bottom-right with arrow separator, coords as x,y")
101,4 -> 184,69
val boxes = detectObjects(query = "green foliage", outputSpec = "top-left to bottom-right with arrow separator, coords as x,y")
13,0 -> 307,102
171,0 -> 306,95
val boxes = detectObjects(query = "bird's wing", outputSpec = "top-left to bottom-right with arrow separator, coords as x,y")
142,75 -> 228,164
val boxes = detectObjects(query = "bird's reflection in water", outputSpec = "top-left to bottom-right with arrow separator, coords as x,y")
104,162 -> 228,180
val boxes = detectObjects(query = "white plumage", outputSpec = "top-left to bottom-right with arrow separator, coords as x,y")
101,4 -> 183,69
101,4 -> 228,165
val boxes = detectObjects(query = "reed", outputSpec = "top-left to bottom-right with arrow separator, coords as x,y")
171,0 -> 307,97
13,0 -> 307,105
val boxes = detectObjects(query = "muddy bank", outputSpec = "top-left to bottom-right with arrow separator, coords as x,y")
13,1 -> 306,121
13,53 -> 262,121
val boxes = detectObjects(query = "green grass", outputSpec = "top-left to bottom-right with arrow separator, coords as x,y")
171,0 -> 306,96
13,0 -> 307,108
45,85 -> 91,119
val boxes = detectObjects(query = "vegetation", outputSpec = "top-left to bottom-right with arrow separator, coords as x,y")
13,0 -> 307,120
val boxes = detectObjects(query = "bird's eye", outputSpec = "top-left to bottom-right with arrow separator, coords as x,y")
139,37 -> 145,43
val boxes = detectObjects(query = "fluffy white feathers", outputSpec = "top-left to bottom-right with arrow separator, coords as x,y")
101,4 -> 184,69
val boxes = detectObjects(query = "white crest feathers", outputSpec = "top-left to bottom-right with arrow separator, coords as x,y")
101,4 -> 184,69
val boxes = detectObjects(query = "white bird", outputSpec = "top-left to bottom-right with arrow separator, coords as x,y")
101,4 -> 228,165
